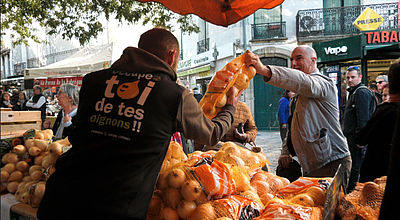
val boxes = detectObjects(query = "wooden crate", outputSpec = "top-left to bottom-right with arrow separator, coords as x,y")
1,110 -> 42,139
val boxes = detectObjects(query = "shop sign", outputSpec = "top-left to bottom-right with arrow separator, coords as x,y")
324,46 -> 348,56
313,35 -> 362,63
353,7 -> 384,31
364,30 -> 400,44
40,77 -> 83,87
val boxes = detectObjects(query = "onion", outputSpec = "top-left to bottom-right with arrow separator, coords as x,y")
34,139 -> 49,151
241,190 -> 264,208
4,163 -> 16,173
35,132 -> 45,140
167,168 -> 186,189
7,181 -> 19,193
215,94 -> 227,108
234,73 -> 250,90
289,194 -> 315,207
13,145 -> 27,155
279,177 -> 291,186
30,170 -> 44,181
49,142 -> 63,156
267,177 -> 283,193
260,193 -> 275,206
6,153 -> 19,163
232,168 -> 251,192
23,176 -> 33,182
306,186 -> 326,206
1,153 -> 10,163
34,155 -> 44,166
177,200 -> 197,219
24,139 -> 35,149
187,203 -> 216,220
21,191 -> 30,203
251,180 -> 271,196
28,146 -> 41,157
164,188 -> 182,209
251,172 -> 268,183
16,161 -> 29,172
8,170 -> 23,182
147,195 -> 162,216
34,182 -> 46,199
156,173 -> 168,190
180,180 -> 202,201
1,171 -> 10,182
161,207 -> 179,220
29,165 -> 42,176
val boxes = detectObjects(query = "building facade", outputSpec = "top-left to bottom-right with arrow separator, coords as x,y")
175,0 -> 399,130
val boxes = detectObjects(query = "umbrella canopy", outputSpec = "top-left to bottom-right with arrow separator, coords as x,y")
137,0 -> 285,26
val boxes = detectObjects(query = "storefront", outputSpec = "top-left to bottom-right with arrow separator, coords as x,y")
313,29 -> 400,82
313,29 -> 400,112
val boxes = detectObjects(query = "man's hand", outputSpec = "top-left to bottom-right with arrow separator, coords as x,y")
278,154 -> 292,168
226,86 -> 243,106
244,50 -> 271,78
234,127 -> 247,142
282,123 -> 287,129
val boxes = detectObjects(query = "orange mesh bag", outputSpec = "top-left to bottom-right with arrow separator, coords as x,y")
200,54 -> 256,119
185,150 -> 216,167
188,195 -> 263,220
277,177 -> 332,198
191,158 -> 236,200
254,198 -> 322,220
160,141 -> 188,173
214,142 -> 269,176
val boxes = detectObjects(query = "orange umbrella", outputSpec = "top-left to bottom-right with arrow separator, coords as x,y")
137,0 -> 285,26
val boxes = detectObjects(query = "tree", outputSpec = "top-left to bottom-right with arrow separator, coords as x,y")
0,0 -> 199,46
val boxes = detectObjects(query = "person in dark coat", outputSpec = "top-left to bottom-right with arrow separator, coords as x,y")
37,28 -> 240,220
52,83 -> 80,140
342,66 -> 376,192
356,59 -> 400,183
278,90 -> 295,141
12,91 -> 28,111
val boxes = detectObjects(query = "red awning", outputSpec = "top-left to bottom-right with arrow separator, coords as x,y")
137,0 -> 285,26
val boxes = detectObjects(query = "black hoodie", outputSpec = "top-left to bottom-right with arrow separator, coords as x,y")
38,47 -> 235,220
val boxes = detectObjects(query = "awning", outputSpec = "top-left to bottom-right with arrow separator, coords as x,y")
177,65 -> 210,77
1,76 -> 24,82
364,43 -> 400,59
24,43 -> 113,79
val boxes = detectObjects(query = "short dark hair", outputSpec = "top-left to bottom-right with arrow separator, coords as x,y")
388,60 -> 400,94
346,66 -> 361,76
369,83 -> 377,90
33,85 -> 42,92
138,28 -> 179,61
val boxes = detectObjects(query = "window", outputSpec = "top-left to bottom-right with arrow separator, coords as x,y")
254,6 -> 282,24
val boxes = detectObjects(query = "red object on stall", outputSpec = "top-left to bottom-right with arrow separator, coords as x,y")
137,0 -> 285,26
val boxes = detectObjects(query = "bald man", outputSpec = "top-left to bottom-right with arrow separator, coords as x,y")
245,46 -> 351,189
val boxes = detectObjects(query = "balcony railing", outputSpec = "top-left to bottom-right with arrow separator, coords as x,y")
296,2 -> 398,41
14,62 -> 27,75
252,22 -> 286,40
197,38 -> 209,54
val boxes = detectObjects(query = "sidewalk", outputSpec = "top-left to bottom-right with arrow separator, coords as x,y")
254,131 -> 283,173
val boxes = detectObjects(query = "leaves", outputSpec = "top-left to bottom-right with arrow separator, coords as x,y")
1,0 -> 199,46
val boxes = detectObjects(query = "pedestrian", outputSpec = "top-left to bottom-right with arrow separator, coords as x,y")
356,58 -> 400,183
26,85 -> 47,129
369,83 -> 383,104
193,87 -> 203,103
51,83 -> 80,140
12,91 -> 28,111
382,84 -> 389,102
0,92 -> 13,108
278,90 -> 295,141
37,28 -> 239,220
244,46 -> 351,189
376,75 -> 388,93
10,88 -> 19,106
341,66 -> 376,192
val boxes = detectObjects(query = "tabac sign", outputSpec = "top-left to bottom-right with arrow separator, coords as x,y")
353,7 -> 384,31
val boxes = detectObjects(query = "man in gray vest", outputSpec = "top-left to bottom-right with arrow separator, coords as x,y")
342,66 -> 376,192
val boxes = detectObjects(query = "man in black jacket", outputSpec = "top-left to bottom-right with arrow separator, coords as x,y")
38,28 -> 240,220
342,66 -> 376,192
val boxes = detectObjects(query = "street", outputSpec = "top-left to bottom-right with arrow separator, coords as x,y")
254,131 -> 282,173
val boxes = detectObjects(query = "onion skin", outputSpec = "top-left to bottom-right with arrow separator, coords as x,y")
177,200 -> 197,219
167,168 -> 186,189
180,180 -> 202,201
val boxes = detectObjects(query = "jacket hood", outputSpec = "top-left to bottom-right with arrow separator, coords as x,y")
111,47 -> 177,81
